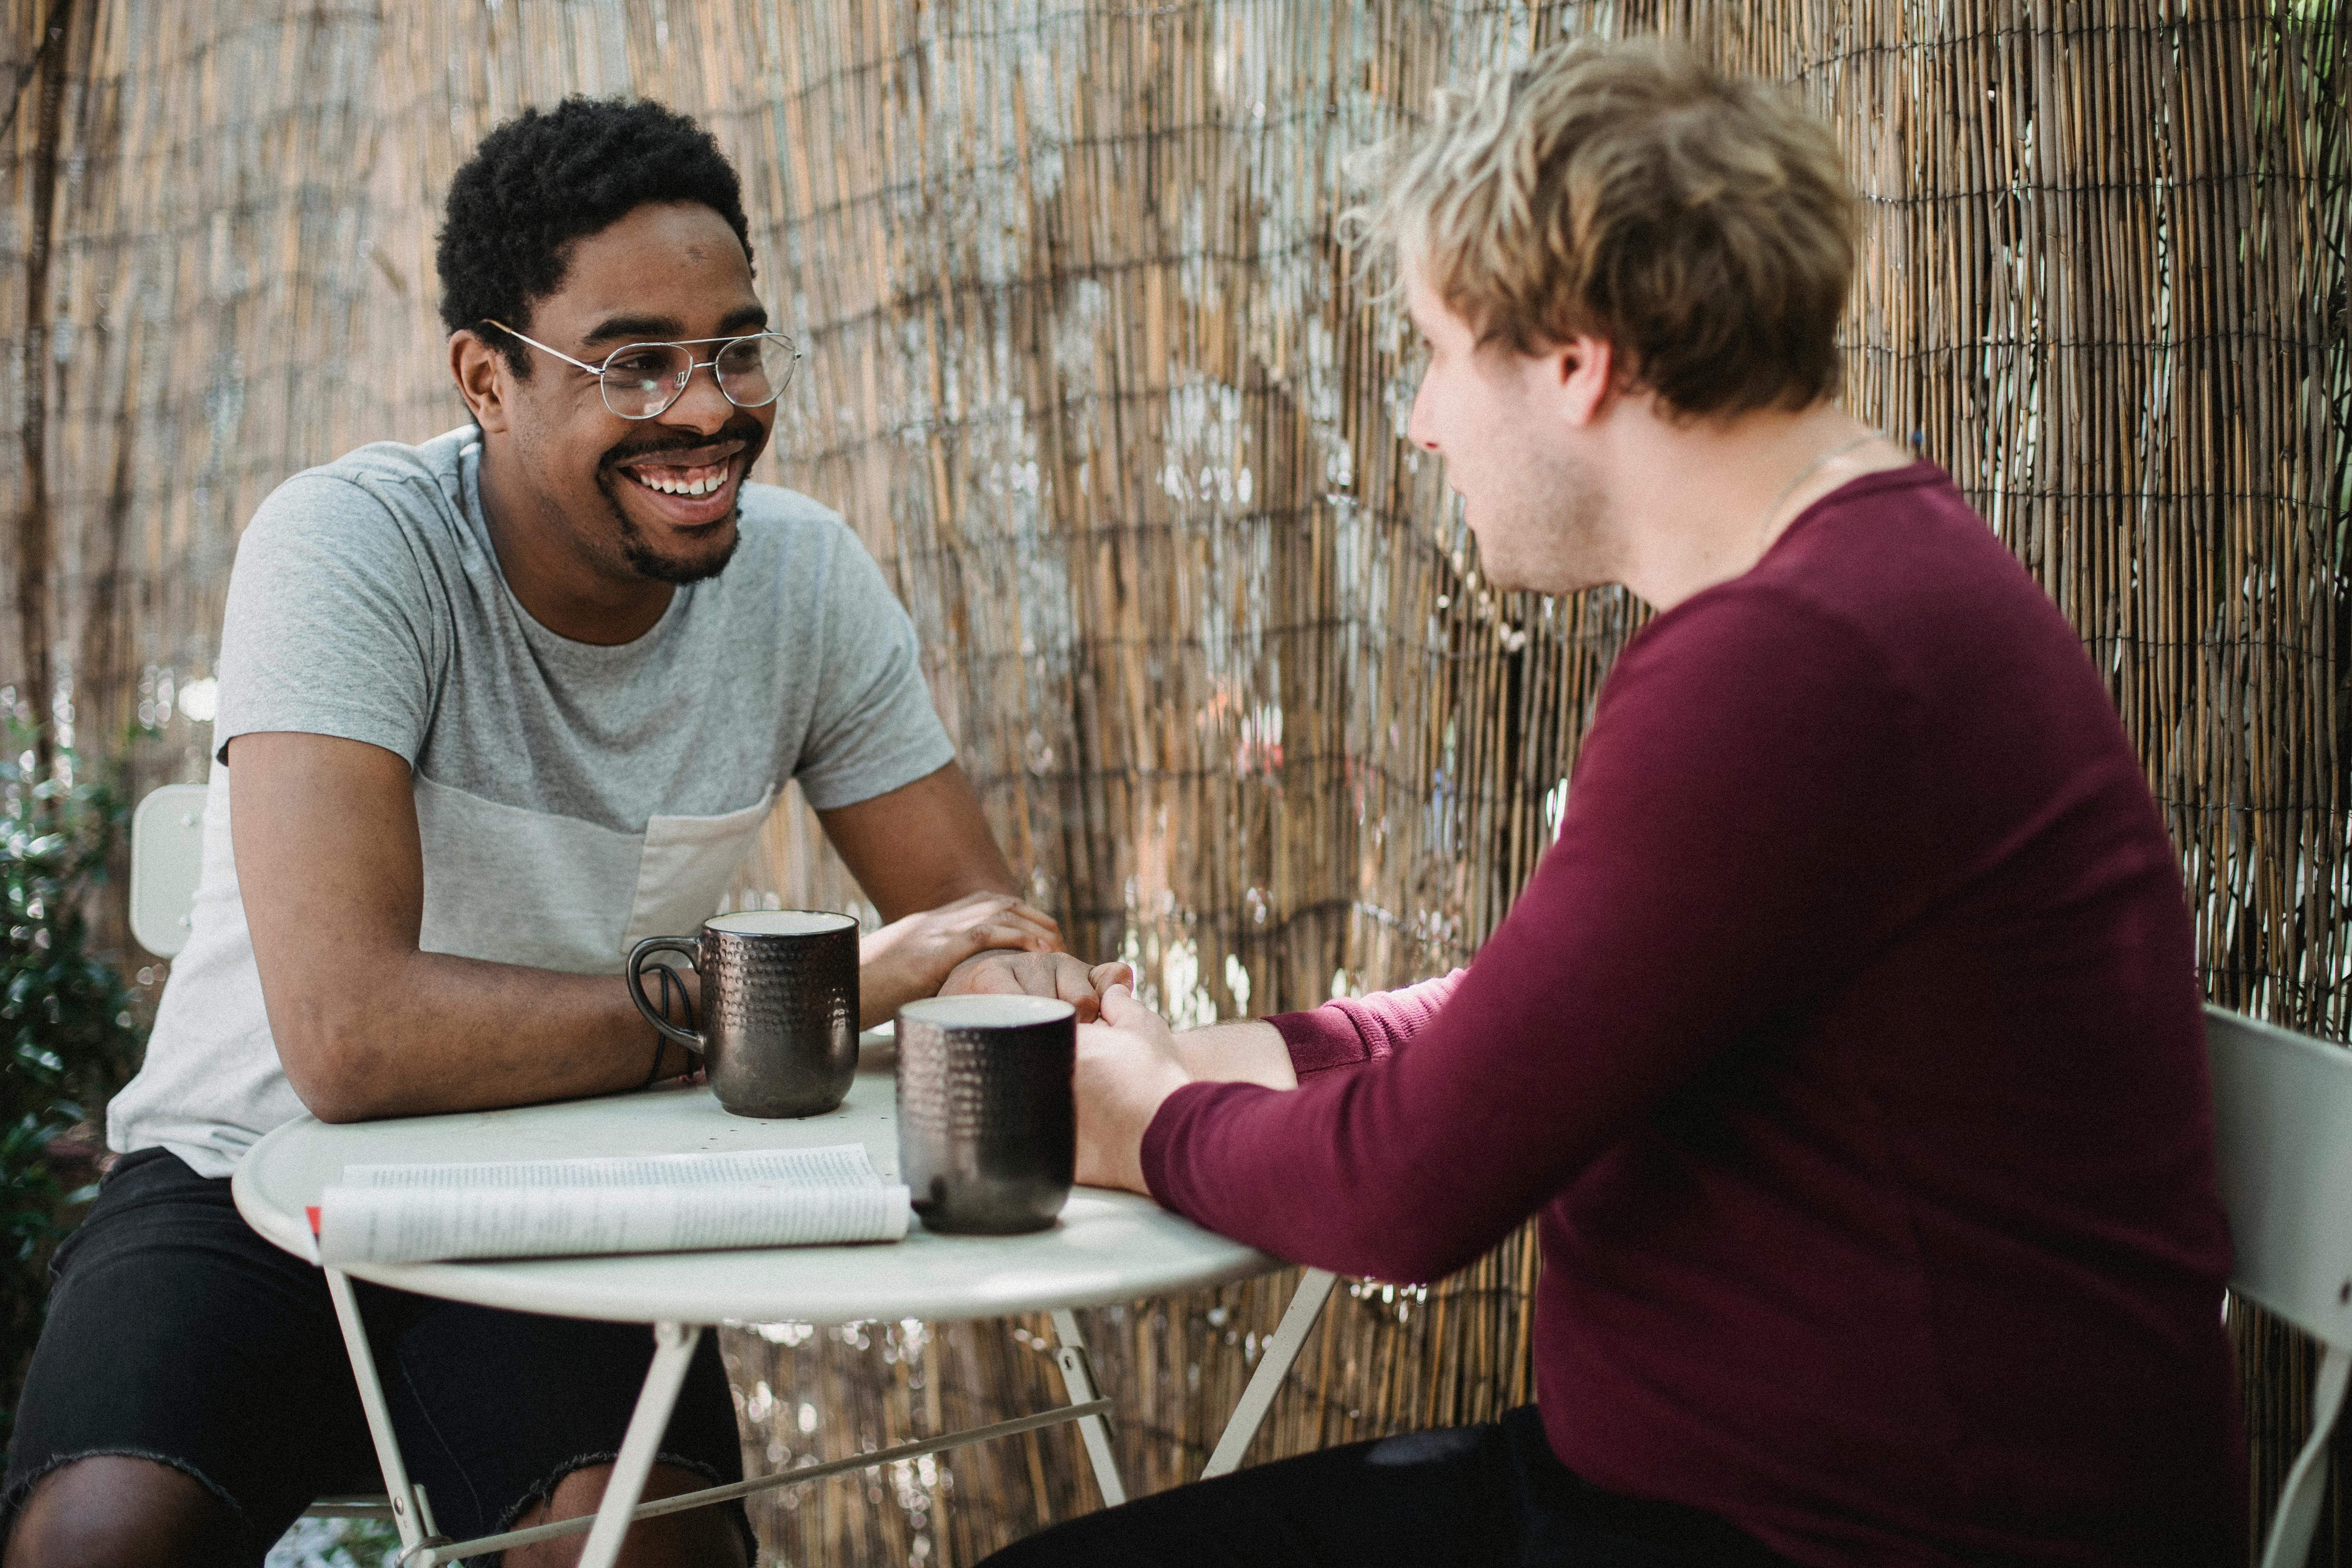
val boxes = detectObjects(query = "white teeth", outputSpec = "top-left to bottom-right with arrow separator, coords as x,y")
630,469 -> 725,498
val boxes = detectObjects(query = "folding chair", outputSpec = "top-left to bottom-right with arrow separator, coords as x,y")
2205,1003 -> 2352,1568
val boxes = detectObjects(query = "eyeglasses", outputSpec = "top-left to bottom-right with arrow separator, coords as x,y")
484,319 -> 801,421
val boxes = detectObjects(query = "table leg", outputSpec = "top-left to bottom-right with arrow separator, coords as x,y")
322,1267 -> 435,1554
1200,1268 -> 1336,1479
1047,1309 -> 1127,1507
577,1321 -> 704,1568
415,1396 -> 1116,1563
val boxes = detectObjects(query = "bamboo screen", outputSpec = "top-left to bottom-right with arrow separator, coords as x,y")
4,2 -> 2345,1563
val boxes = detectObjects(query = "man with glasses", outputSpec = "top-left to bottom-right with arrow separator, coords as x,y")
5,99 -> 1120,1568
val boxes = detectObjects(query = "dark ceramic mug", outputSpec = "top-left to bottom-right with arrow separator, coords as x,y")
627,909 -> 860,1119
895,993 -> 1077,1234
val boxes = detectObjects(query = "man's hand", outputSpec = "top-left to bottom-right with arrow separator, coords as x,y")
859,892 -> 1065,1029
822,764 -> 1130,1017
941,950 -> 1135,1022
1080,983 -> 1300,1087
1098,983 -> 1180,1051
1074,984 -> 1195,1193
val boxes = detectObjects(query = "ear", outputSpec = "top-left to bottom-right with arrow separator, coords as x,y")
449,329 -> 512,436
1548,333 -> 1616,428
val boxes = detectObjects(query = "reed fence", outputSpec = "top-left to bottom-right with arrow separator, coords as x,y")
3,2 -> 2345,1563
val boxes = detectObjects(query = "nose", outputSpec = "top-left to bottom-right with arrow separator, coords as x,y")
1405,370 -> 1441,452
658,356 -> 737,433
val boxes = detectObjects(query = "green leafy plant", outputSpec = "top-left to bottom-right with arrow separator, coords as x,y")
2,724 -> 145,1450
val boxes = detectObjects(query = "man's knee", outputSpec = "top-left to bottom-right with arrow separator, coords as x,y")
3,1454 -> 241,1568
507,1461 -> 748,1568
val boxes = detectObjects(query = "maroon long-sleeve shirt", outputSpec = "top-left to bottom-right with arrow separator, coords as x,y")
1143,465 -> 2243,1566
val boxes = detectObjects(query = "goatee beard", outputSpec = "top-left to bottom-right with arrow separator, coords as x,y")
595,411 -> 766,586
597,470 -> 742,585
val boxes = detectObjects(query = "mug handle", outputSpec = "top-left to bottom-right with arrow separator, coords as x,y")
627,936 -> 708,1054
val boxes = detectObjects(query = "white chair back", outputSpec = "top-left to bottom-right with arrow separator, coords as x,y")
127,779 -> 400,1525
2206,1003 -> 2352,1568
129,783 -> 208,958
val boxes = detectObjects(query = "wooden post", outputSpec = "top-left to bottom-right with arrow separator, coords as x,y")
12,0 -> 74,786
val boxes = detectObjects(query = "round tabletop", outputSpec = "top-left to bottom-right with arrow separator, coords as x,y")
232,1045 -> 1277,1327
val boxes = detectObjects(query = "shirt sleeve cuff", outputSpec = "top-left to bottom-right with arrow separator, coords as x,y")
1264,1007 -> 1378,1078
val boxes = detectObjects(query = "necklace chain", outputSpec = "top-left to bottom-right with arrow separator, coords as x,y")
1753,430 -> 1880,553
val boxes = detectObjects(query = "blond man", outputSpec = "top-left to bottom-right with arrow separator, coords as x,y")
995,38 -> 2243,1568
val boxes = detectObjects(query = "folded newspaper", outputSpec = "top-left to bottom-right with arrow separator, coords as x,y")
307,1145 -> 912,1265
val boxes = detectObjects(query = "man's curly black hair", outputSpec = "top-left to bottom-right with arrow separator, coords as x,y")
436,98 -> 754,376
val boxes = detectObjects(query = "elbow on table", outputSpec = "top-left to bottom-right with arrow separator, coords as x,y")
274,1004 -> 399,1124
1313,1210 -> 1494,1290
297,1086 -> 377,1126
1368,1241 -> 1490,1290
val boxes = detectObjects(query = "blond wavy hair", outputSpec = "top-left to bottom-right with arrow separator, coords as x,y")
1353,37 -> 1857,418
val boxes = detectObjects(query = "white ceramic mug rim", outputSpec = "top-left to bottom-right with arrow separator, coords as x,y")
703,909 -> 860,937
897,994 -> 1077,1029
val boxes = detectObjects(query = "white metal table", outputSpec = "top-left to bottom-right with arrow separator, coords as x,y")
232,1045 -> 1336,1567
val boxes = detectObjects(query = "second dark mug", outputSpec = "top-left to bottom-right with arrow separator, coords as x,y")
627,909 -> 860,1119
895,993 -> 1078,1234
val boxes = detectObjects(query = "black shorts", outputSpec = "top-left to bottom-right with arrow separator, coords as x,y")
2,1147 -> 753,1564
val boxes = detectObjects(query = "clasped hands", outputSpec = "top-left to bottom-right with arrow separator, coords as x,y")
863,895 -> 1289,1202
858,890 -> 1131,1027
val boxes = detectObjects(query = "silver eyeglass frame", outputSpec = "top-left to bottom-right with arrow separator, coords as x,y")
482,318 -> 801,421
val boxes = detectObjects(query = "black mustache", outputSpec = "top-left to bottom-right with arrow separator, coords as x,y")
602,416 -> 767,470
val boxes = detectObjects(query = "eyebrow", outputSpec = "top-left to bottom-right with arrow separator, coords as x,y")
579,305 -> 771,347
580,313 -> 679,347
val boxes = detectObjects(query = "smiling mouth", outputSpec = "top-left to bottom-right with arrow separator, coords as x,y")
611,445 -> 744,522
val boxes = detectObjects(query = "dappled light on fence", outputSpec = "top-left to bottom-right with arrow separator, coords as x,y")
4,2 -> 2345,1562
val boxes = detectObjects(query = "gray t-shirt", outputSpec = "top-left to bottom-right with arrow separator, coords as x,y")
109,426 -> 954,1175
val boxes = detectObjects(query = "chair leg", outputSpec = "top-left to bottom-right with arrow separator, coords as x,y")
2261,1343 -> 2352,1568
1201,1269 -> 1337,1479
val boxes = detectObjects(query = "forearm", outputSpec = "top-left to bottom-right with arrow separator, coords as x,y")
1172,1020 -> 1297,1089
820,764 -> 1021,922
268,951 -> 672,1122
